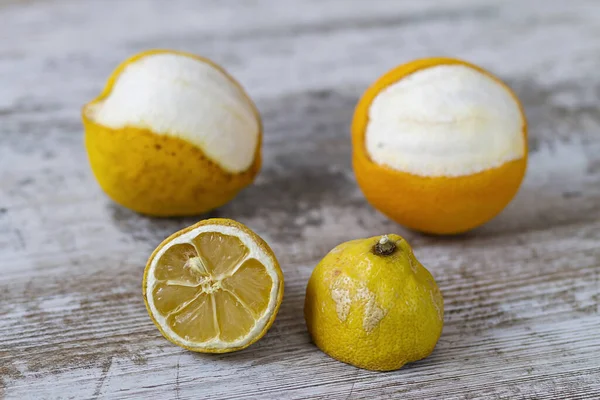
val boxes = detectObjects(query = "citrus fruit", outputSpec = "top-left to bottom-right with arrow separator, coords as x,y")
82,50 -> 261,216
352,57 -> 527,234
305,234 -> 443,371
143,218 -> 284,353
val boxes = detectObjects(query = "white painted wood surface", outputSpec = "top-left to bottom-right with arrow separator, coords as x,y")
1,0 -> 599,399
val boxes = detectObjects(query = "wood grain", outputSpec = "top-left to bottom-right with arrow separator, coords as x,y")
1,0 -> 599,399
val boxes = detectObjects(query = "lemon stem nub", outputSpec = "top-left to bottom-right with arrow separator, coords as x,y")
373,235 -> 396,256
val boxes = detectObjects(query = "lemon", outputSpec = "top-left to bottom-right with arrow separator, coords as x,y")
82,50 -> 261,216
143,218 -> 284,353
352,58 -> 527,234
304,234 -> 443,371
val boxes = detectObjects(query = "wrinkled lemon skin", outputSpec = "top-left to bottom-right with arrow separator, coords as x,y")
304,234 -> 443,371
352,57 -> 527,235
82,49 -> 261,217
83,119 -> 261,216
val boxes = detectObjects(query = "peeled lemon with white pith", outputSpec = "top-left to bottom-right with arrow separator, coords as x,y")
82,50 -> 261,216
143,218 -> 284,353
305,234 -> 443,371
352,57 -> 527,234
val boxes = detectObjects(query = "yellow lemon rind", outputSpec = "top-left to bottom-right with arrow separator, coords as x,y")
83,118 -> 261,216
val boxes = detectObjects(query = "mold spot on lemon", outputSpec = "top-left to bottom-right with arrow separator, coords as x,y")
355,286 -> 387,333
329,275 -> 387,332
330,276 -> 352,322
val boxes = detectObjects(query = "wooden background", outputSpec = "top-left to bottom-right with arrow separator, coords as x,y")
1,0 -> 599,399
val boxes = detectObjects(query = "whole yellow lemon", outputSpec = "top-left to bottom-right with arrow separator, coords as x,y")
82,50 -> 261,216
305,234 -> 443,371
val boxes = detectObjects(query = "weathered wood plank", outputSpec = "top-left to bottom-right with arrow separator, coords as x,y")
1,0 -> 599,399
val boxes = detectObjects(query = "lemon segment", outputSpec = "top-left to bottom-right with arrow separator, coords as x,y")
168,294 -> 218,343
222,259 -> 273,317
191,232 -> 249,277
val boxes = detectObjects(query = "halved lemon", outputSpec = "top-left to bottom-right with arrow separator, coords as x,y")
143,219 -> 284,353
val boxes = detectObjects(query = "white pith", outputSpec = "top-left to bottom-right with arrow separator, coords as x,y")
145,224 -> 280,350
87,53 -> 259,173
365,64 -> 526,177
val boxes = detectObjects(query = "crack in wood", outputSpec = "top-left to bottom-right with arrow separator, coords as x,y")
91,357 -> 113,400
